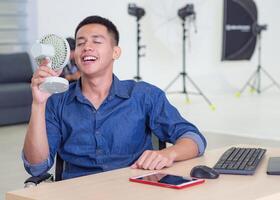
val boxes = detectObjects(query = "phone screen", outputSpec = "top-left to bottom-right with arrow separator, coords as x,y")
137,173 -> 194,185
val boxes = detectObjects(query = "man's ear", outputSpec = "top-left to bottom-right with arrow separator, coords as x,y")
113,46 -> 121,60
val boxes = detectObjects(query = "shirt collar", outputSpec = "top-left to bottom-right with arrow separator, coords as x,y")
66,79 -> 84,104
67,74 -> 130,104
110,74 -> 130,99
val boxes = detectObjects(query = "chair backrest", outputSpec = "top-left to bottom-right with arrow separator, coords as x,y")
54,154 -> 64,181
152,134 -> 167,150
158,141 -> 167,150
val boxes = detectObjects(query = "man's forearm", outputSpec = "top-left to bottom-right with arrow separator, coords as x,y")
161,138 -> 199,162
23,103 -> 50,164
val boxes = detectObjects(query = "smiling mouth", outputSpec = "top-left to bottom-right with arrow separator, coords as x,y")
82,56 -> 98,63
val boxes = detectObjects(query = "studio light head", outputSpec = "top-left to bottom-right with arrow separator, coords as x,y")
128,3 -> 145,20
178,4 -> 195,20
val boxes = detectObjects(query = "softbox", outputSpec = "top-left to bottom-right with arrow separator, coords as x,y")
222,0 -> 258,60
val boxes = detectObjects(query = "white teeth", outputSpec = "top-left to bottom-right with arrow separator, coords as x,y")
83,56 -> 97,61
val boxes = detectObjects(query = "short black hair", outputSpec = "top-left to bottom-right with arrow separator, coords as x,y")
66,37 -> 75,50
75,15 -> 119,45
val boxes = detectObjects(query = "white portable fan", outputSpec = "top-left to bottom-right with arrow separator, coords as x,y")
31,34 -> 70,94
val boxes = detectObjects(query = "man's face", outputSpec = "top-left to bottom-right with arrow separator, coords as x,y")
74,24 -> 120,77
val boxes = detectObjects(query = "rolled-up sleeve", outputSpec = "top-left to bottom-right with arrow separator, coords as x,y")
22,152 -> 51,176
178,132 -> 206,156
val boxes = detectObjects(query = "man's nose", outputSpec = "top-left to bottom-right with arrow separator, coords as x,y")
84,44 -> 93,51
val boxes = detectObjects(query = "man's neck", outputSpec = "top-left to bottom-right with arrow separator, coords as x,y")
81,73 -> 113,109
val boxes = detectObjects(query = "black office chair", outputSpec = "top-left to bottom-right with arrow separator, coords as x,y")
24,154 -> 63,187
24,135 -> 166,187
152,134 -> 167,151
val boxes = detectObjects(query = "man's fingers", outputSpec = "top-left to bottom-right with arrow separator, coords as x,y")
134,150 -> 166,170
35,66 -> 57,77
148,155 -> 163,170
34,70 -> 53,78
134,150 -> 151,168
133,150 -> 175,170
31,77 -> 45,87
130,163 -> 137,169
155,158 -> 169,170
39,57 -> 51,66
142,151 -> 158,169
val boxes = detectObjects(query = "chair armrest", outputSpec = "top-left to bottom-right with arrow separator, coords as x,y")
24,173 -> 54,188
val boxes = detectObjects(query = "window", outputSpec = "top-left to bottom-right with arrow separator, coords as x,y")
0,0 -> 28,53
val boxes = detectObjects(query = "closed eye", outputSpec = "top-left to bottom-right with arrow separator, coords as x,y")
77,42 -> 85,46
93,41 -> 102,44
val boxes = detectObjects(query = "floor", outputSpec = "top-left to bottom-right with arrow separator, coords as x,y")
168,89 -> 280,141
1,124 -> 29,199
1,91 -> 280,200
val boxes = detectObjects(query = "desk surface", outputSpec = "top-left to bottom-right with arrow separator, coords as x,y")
6,145 -> 280,200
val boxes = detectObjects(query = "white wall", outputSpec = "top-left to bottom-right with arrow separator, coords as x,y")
31,0 -> 280,95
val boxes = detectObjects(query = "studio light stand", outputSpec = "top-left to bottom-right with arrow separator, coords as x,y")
165,4 -> 215,109
236,24 -> 280,95
128,3 -> 146,81
134,18 -> 146,81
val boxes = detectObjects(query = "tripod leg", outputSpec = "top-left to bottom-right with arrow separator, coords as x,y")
180,72 -> 190,103
237,69 -> 259,96
184,87 -> 190,104
185,74 -> 214,108
256,67 -> 261,93
260,68 -> 280,90
164,73 -> 181,91
250,71 -> 259,93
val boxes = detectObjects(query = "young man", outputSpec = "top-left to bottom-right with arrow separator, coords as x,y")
23,15 -> 206,180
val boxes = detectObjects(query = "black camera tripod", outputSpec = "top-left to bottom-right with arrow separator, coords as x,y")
128,3 -> 146,81
165,19 -> 215,109
134,18 -> 145,81
236,26 -> 280,95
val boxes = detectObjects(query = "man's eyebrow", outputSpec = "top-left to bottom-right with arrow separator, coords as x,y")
91,34 -> 105,40
76,36 -> 86,41
76,35 -> 105,41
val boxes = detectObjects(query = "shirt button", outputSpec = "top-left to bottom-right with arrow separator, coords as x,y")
96,130 -> 100,134
96,149 -> 103,155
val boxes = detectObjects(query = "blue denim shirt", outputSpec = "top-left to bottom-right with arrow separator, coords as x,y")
23,75 -> 206,180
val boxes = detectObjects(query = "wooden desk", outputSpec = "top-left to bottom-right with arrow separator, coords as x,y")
6,146 -> 280,200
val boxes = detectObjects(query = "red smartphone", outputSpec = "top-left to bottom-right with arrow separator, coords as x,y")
129,172 -> 205,189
